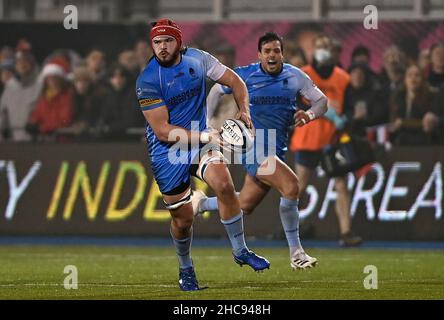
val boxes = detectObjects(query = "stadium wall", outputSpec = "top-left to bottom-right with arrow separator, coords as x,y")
0,143 -> 443,240
1,20 -> 444,72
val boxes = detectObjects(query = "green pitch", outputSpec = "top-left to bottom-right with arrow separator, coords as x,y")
1,245 -> 443,299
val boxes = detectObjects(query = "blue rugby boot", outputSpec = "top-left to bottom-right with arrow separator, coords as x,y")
178,266 -> 206,291
233,248 -> 270,272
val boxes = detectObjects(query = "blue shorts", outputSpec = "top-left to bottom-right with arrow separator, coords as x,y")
238,141 -> 286,177
151,145 -> 202,195
294,150 -> 323,169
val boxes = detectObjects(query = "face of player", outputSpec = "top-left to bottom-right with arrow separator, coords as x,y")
258,40 -> 284,75
152,36 -> 180,67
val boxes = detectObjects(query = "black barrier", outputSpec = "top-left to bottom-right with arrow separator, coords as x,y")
0,143 -> 443,240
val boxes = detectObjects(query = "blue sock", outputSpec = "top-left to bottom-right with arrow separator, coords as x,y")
279,197 -> 302,256
199,197 -> 218,212
221,212 -> 248,256
200,192 -> 240,212
171,229 -> 193,269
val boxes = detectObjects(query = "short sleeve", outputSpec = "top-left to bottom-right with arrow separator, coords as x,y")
135,76 -> 166,111
201,50 -> 227,81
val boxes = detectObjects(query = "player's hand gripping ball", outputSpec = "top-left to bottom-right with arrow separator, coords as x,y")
220,119 -> 254,153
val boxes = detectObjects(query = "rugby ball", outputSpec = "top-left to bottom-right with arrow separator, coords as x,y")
220,119 -> 254,153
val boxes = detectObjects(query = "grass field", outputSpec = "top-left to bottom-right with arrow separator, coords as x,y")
1,245 -> 444,299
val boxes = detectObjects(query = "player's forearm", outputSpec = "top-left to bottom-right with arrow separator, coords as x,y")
307,94 -> 328,119
156,123 -> 206,144
231,77 -> 250,115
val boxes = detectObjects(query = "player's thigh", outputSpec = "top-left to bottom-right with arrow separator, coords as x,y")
203,161 -> 236,197
256,156 -> 299,198
239,174 -> 270,214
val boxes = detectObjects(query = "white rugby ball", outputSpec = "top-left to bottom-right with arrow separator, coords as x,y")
220,119 -> 254,153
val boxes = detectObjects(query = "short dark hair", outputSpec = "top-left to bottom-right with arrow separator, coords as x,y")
351,45 -> 370,59
258,32 -> 284,53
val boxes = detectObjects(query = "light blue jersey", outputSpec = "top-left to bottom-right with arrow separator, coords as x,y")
136,48 -> 226,193
222,63 -> 316,176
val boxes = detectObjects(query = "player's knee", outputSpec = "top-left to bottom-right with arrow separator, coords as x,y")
172,216 -> 193,232
241,203 -> 255,215
213,179 -> 236,199
281,179 -> 299,200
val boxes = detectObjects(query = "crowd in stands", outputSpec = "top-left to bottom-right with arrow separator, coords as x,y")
0,39 -> 147,142
0,36 -> 443,146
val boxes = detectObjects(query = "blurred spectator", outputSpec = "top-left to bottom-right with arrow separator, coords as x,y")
290,33 -> 362,247
0,50 -> 41,141
66,66 -> 104,140
350,45 -> 380,88
380,45 -> 407,93
389,64 -> 436,145
26,63 -> 73,141
344,62 -> 388,137
284,44 -> 307,68
44,49 -> 83,78
134,39 -> 151,71
100,64 -> 144,140
0,46 -> 14,64
213,45 -> 236,69
85,49 -> 107,84
118,49 -> 139,82
0,58 -> 15,96
427,42 -> 444,89
331,38 -> 343,67
351,45 -> 370,65
423,87 -> 444,144
418,48 -> 431,75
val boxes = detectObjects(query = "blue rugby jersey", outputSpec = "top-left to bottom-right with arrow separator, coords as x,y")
136,48 -> 226,162
223,63 -> 316,158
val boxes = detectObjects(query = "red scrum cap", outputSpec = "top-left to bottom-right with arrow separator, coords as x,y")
149,18 -> 182,50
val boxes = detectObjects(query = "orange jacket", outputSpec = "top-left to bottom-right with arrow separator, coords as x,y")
290,64 -> 350,151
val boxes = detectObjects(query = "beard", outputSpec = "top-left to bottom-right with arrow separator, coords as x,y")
156,49 -> 180,67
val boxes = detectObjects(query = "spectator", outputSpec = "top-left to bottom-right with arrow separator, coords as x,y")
380,45 -> 407,93
0,50 -> 41,141
85,49 -> 107,84
351,45 -> 370,65
284,44 -> 307,68
134,39 -> 151,71
0,58 -> 15,96
67,66 -> 104,140
290,33 -> 362,247
118,49 -> 139,83
350,45 -> 380,88
427,42 -> 444,89
423,87 -> 444,144
418,48 -> 431,75
100,64 -> 144,140
389,64 -> 436,146
331,38 -> 343,67
26,63 -> 73,141
344,62 -> 388,137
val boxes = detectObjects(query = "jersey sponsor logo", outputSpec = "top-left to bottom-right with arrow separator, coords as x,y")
167,85 -> 201,107
139,98 -> 163,107
251,96 -> 291,105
